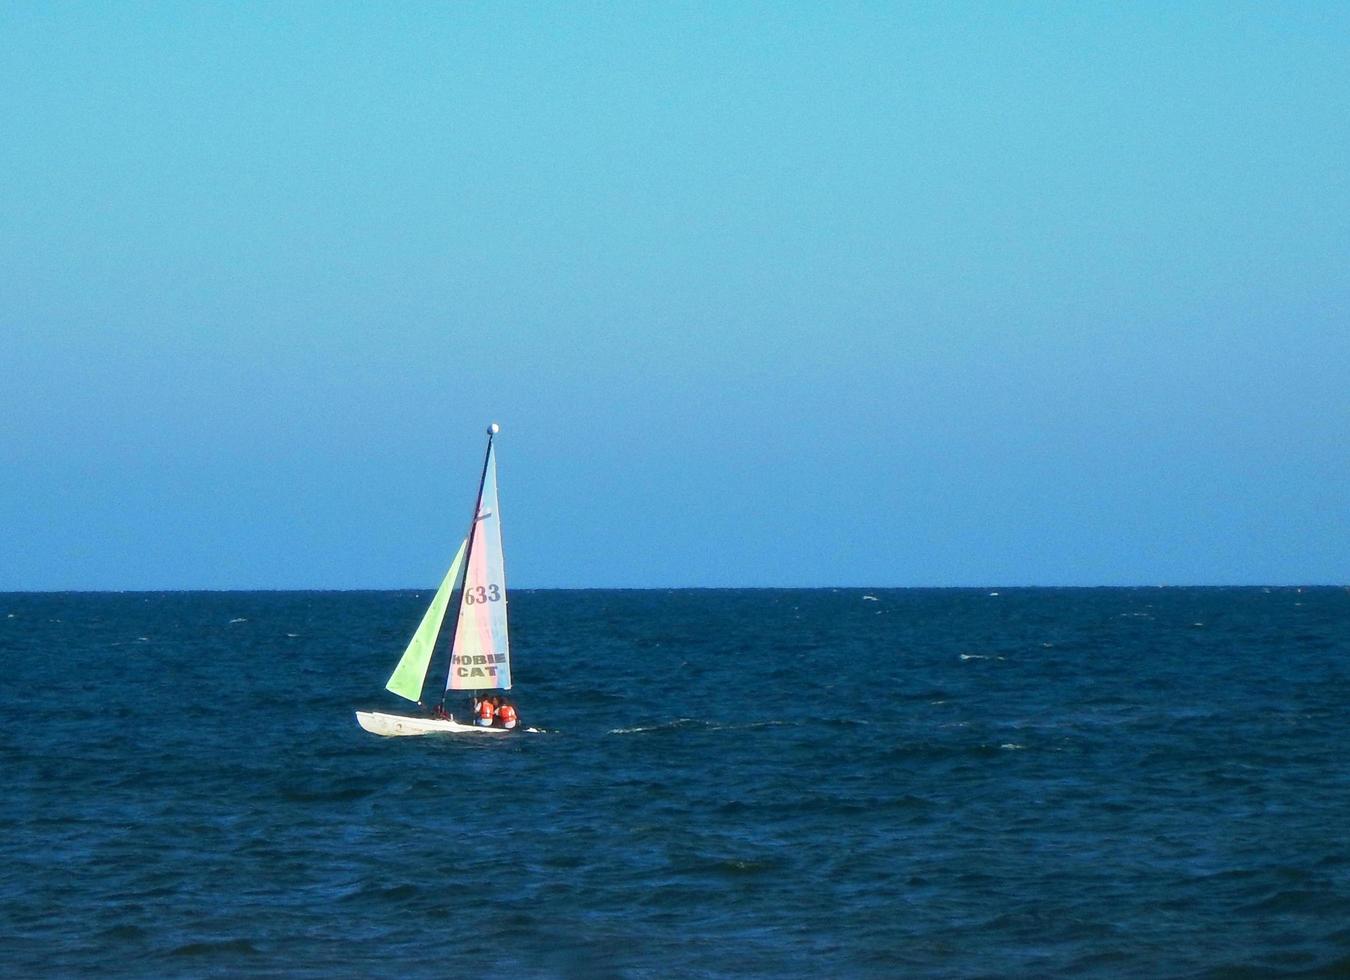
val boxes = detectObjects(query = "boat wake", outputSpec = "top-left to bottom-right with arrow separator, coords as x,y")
609,718 -> 791,735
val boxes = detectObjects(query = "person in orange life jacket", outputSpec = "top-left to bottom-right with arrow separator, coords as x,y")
496,699 -> 518,730
475,695 -> 496,727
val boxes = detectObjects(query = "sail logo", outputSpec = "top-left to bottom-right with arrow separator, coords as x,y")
452,652 -> 507,678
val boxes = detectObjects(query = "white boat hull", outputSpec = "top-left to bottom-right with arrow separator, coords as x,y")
355,710 -> 513,737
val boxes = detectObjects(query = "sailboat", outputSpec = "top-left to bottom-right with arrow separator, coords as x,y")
355,422 -> 517,737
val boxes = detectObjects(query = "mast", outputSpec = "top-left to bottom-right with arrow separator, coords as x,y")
438,422 -> 499,709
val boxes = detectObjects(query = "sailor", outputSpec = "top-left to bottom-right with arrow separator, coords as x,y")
497,700 -> 518,730
476,695 -> 496,727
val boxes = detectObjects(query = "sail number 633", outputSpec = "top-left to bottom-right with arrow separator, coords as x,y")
464,584 -> 502,605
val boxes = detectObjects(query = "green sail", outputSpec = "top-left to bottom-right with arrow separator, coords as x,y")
385,538 -> 467,702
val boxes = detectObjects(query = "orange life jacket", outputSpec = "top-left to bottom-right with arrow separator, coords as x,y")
477,700 -> 494,722
498,704 -> 517,724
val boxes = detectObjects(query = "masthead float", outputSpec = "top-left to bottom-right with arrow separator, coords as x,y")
355,422 -> 523,736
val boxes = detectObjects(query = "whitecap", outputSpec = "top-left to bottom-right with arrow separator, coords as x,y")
229,617 -> 247,624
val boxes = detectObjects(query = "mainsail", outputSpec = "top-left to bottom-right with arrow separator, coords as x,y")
447,436 -> 511,691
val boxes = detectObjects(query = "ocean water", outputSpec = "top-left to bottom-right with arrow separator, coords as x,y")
3,587 -> 1349,978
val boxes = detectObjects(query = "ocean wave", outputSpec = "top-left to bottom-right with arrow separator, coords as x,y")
277,783 -> 375,803
676,855 -> 789,877
337,882 -> 422,905
167,938 -> 260,958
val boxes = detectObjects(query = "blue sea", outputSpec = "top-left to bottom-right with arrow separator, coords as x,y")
3,587 -> 1349,978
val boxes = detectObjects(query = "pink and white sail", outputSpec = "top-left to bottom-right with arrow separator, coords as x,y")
445,437 -> 511,691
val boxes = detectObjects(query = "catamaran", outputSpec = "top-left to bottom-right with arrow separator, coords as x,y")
356,423 -> 518,736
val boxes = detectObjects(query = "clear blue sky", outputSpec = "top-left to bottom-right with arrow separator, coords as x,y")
2,3 -> 1346,589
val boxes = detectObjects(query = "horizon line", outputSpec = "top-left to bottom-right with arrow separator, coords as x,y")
2,583 -> 1346,595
